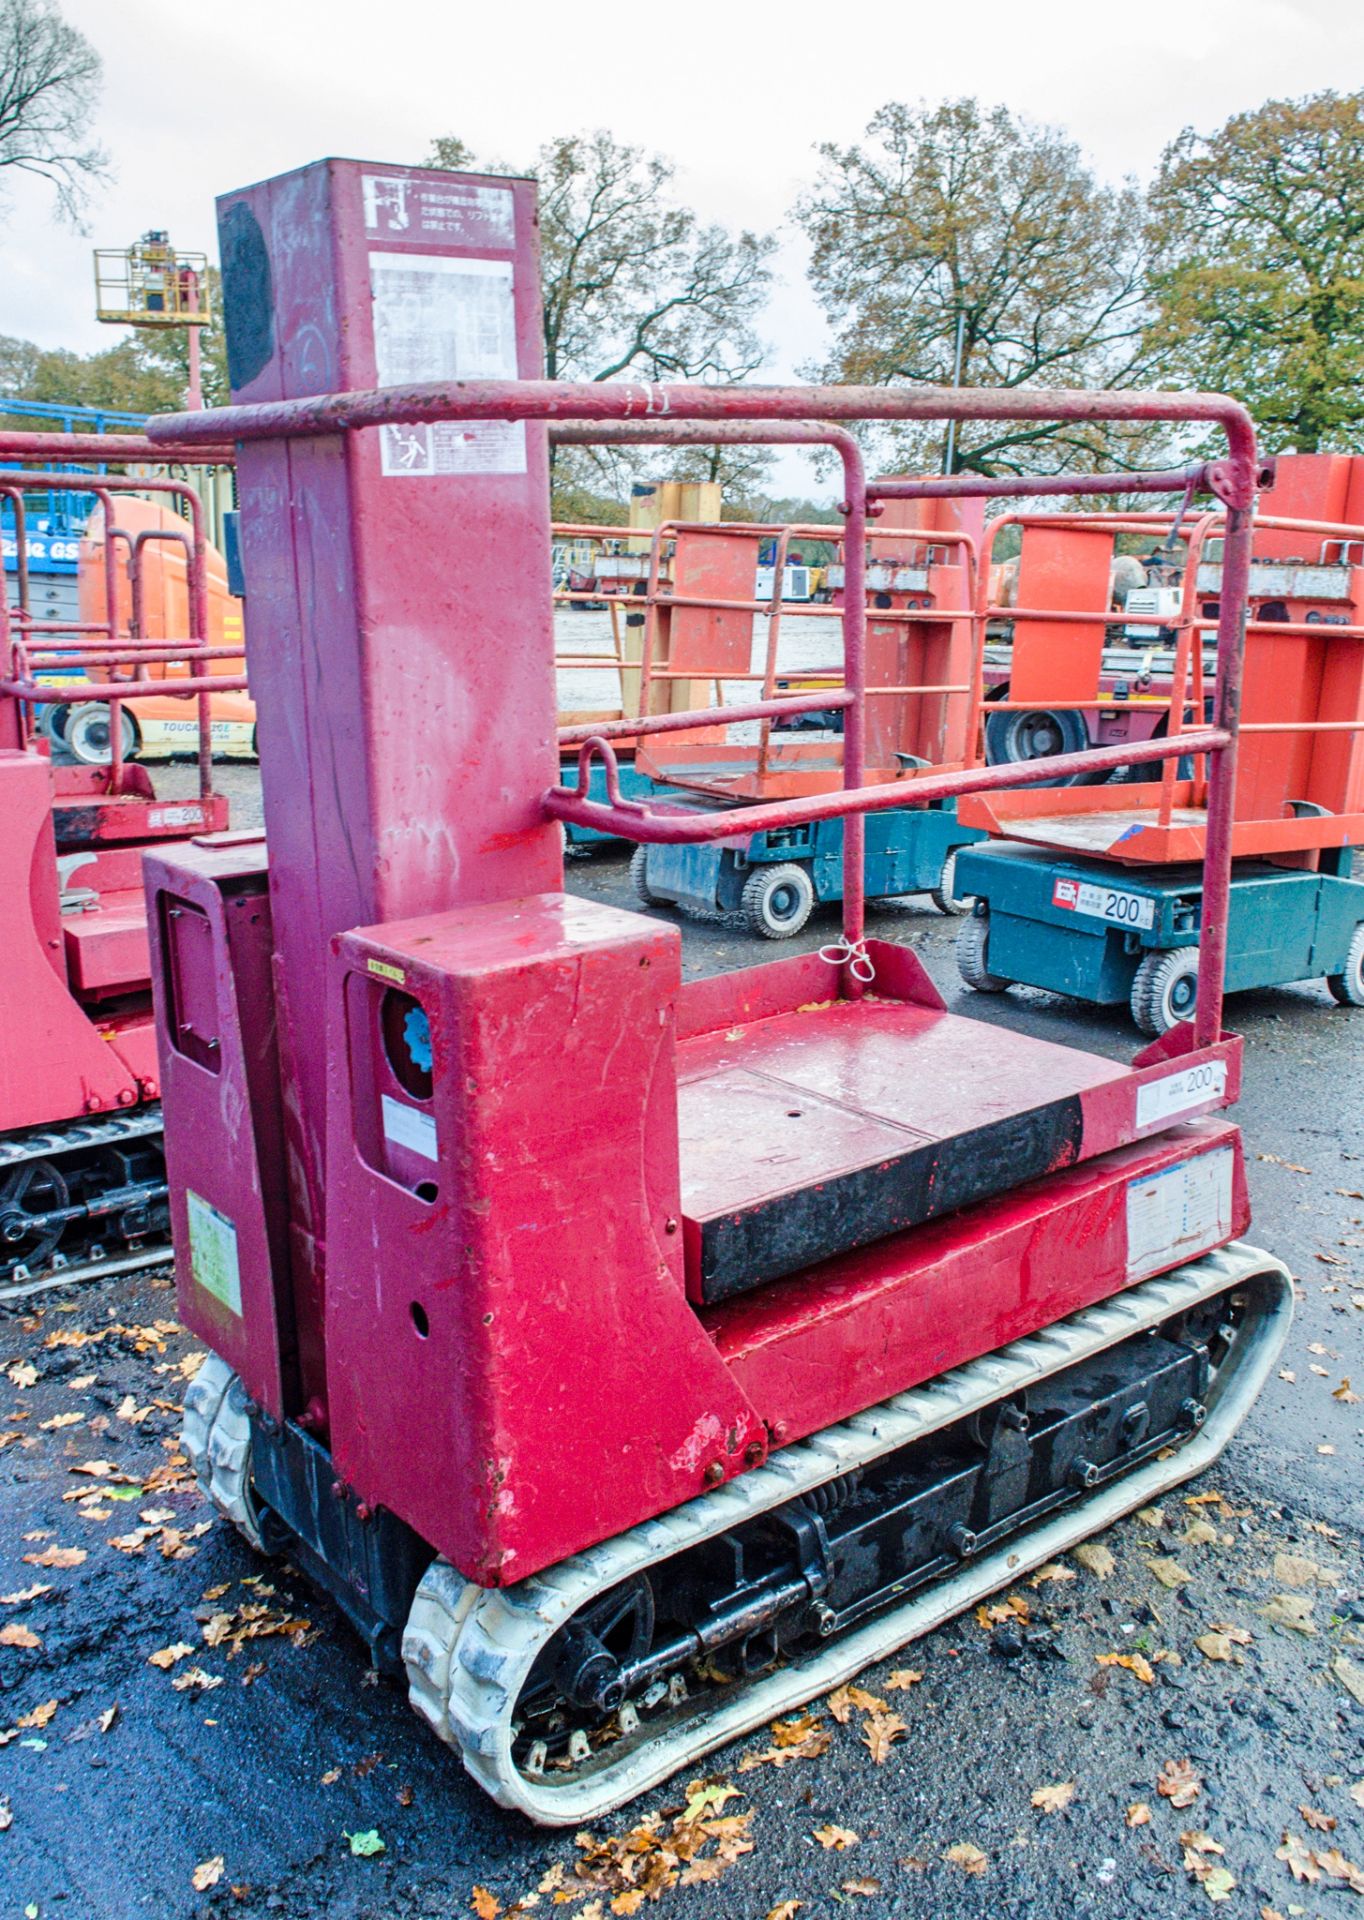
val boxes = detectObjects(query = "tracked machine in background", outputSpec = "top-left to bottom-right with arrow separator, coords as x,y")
148,157 -> 1291,1824
0,434 -> 239,1299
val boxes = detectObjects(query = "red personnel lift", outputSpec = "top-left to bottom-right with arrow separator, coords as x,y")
0,436 -> 238,1298
147,159 -> 1290,1824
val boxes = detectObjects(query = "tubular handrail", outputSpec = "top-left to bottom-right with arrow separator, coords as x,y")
148,379 -> 1259,1041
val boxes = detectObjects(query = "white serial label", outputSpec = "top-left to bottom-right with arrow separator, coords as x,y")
148,804 -> 206,828
382,1093 -> 439,1162
1126,1147 -> 1233,1282
1136,1059 -> 1228,1128
370,251 -> 525,477
186,1190 -> 242,1316
1052,875 -> 1155,929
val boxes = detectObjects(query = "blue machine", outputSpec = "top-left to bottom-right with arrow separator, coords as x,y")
954,841 -> 1364,1031
631,797 -> 986,937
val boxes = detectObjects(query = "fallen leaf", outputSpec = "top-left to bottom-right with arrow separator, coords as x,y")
148,1642 -> 195,1670
681,1780 -> 741,1822
1182,1519 -> 1219,1548
171,1667 -> 223,1693
1127,1802 -> 1152,1827
1300,1805 -> 1337,1833
1334,1380 -> 1362,1404
321,1768 -> 341,1785
191,1858 -> 225,1892
765,1905 -> 803,1920
943,1842 -> 988,1875
1031,1781 -> 1075,1814
886,1668 -> 925,1688
1350,1782 -> 1364,1809
38,1412 -> 83,1431
1182,1832 -> 1225,1856
1146,1557 -> 1192,1589
1319,1444 -> 1337,1456
1273,1553 -> 1323,1588
1096,1651 -> 1156,1685
812,1824 -> 859,1851
862,1710 -> 907,1764
1136,1506 -> 1165,1527
827,1684 -> 885,1723
5,1363 -> 37,1389
1276,1832 -> 1321,1884
1196,1633 -> 1237,1663
1261,1593 -> 1315,1635
471,1890 -> 501,1919
0,1800 -> 10,1831
1330,1653 -> 1364,1706
1196,1865 -> 1236,1903
17,1700 -> 56,1729
0,1624 -> 40,1649
840,1879 -> 881,1897
1279,1369 -> 1297,1383
1158,1758 -> 1203,1809
1028,1563 -> 1077,1589
21,1545 -> 85,1569
1073,1542 -> 1115,1578
1314,1847 -> 1364,1892
347,1829 -> 386,1858
97,1705 -> 117,1733
738,1719 -> 831,1771
0,1586 -> 50,1606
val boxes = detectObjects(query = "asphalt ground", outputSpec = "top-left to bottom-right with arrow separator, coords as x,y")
2,763 -> 1363,1920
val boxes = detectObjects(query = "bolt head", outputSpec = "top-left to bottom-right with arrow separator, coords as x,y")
702,1460 -> 725,1488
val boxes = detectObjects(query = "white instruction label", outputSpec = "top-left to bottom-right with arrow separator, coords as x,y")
362,175 -> 515,248
1052,875 -> 1155,930
1136,1059 -> 1228,1128
186,1190 -> 242,1316
382,1093 -> 439,1163
1126,1148 -> 1234,1282
369,251 -> 525,476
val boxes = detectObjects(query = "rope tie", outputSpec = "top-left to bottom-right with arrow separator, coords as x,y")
818,937 -> 876,984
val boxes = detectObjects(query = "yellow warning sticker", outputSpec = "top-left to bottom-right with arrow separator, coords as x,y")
367,958 -> 406,985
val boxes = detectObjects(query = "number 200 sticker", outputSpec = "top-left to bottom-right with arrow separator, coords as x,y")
1052,876 -> 1156,929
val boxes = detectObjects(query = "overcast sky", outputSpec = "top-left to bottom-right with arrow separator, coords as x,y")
3,0 -> 1362,491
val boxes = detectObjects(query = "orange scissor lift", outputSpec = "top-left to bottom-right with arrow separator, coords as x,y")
952,453 -> 1364,1030
564,486 -> 992,936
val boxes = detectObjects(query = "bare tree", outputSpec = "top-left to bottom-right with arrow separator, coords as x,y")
0,0 -> 108,224
796,99 -> 1155,476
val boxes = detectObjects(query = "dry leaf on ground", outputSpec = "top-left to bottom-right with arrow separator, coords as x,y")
1096,1651 -> 1155,1685
147,1642 -> 195,1670
1031,1782 -> 1075,1814
1146,1557 -> 1192,1589
1073,1543 -> 1115,1578
841,1879 -> 881,1897
812,1824 -> 858,1851
886,1668 -> 924,1688
191,1858 -> 225,1892
1300,1805 -> 1337,1833
862,1711 -> 907,1764
470,1890 -> 501,1920
1261,1593 -> 1315,1635
1158,1758 -> 1203,1809
943,1842 -> 988,1875
765,1905 -> 803,1920
21,1545 -> 84,1569
1126,1803 -> 1151,1827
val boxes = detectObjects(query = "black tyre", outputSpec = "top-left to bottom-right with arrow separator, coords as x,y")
984,705 -> 1100,787
1326,922 -> 1364,1007
1130,948 -> 1200,1035
629,844 -> 663,907
956,910 -> 1011,992
740,863 -> 815,939
930,848 -> 972,916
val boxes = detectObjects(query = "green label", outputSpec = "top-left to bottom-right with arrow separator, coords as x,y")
187,1190 -> 242,1317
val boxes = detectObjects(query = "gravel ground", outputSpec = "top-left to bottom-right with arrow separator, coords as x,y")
2,766 -> 1363,1920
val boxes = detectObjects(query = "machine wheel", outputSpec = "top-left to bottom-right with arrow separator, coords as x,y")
1131,949 -> 1200,1035
956,910 -> 1011,992
930,849 -> 972,916
984,706 -> 1099,787
1326,922 -> 1364,1007
629,845 -> 664,906
740,863 -> 815,939
181,1353 -> 271,1553
64,701 -> 139,766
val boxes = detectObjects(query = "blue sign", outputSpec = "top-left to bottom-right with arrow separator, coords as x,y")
1,531 -> 82,574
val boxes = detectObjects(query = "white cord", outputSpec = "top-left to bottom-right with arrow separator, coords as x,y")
818,937 -> 876,983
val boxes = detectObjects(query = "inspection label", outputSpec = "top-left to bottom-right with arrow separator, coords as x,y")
1052,875 -> 1156,930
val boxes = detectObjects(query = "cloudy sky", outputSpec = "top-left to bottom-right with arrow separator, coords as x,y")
3,0 -> 1362,487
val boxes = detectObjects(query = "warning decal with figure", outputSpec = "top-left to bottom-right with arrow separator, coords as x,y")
369,251 -> 526,476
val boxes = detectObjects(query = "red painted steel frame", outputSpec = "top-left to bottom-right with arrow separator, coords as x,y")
152,387 -> 1257,1048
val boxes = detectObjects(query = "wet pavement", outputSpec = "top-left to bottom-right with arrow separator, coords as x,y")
3,775 -> 1363,1920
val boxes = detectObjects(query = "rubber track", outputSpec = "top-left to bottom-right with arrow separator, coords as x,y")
402,1243 -> 1291,1824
